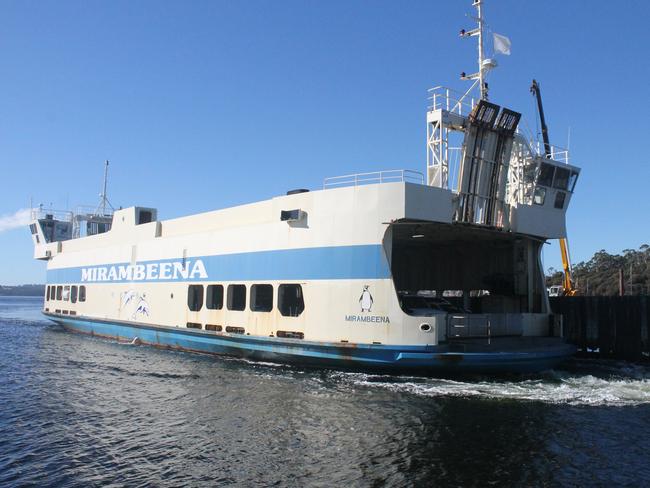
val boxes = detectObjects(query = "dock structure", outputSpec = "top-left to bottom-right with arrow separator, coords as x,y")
551,296 -> 650,361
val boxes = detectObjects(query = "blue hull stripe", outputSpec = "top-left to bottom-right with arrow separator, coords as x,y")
46,244 -> 391,284
46,313 -> 576,373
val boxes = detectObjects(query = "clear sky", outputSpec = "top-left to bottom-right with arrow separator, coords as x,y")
1,0 -> 649,285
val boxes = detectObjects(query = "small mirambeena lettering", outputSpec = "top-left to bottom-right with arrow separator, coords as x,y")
345,315 -> 390,324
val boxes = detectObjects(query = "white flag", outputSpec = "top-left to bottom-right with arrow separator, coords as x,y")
493,33 -> 511,55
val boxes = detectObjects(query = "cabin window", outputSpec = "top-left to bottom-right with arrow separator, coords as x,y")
56,286 -> 62,300
49,286 -> 56,300
552,167 -> 570,190
186,322 -> 202,329
537,163 -> 555,187
554,191 -> 566,209
137,210 -> 153,225
187,285 -> 204,311
62,286 -> 70,301
206,285 -> 224,310
205,324 -> 222,332
250,284 -> 273,312
71,286 -> 78,304
533,187 -> 546,206
45,286 -> 50,301
568,171 -> 579,192
79,286 -> 86,302
227,285 -> 246,311
278,284 -> 304,317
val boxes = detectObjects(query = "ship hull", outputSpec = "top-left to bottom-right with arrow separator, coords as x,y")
47,312 -> 575,374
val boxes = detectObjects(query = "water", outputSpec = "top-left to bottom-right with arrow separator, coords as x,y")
1,297 -> 649,487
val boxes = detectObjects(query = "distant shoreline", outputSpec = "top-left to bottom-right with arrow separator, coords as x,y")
0,285 -> 45,297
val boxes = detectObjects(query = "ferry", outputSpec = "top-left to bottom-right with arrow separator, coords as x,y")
29,1 -> 580,373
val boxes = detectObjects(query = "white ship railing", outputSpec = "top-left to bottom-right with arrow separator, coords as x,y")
30,205 -> 114,222
323,169 -> 425,189
30,207 -> 73,222
532,141 -> 570,164
428,86 -> 478,116
74,205 -> 114,218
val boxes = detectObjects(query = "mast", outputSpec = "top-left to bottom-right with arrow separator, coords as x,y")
96,160 -> 114,216
460,0 -> 496,101
476,0 -> 486,100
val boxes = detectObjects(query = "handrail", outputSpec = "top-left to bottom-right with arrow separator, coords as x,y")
323,169 -> 424,189
427,85 -> 478,116
30,207 -> 73,222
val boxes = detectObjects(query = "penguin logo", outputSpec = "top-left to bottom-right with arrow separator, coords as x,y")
359,285 -> 373,312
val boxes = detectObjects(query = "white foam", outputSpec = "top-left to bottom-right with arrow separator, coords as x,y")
340,368 -> 650,406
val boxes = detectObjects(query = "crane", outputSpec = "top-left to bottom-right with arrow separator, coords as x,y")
530,79 -> 577,296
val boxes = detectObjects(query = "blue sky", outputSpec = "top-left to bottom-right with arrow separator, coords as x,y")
1,0 -> 649,285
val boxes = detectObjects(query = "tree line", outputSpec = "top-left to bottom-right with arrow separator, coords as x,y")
0,284 -> 46,296
546,244 -> 650,296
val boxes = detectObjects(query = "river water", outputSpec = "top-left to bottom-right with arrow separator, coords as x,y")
1,296 -> 649,487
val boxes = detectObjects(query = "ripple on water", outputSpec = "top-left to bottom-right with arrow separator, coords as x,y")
1,296 -> 650,487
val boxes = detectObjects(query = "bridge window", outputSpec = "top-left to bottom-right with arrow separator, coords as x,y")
62,286 -> 70,302
552,167 -> 570,190
187,285 -> 204,311
45,286 -> 50,301
278,284 -> 304,317
56,286 -> 62,300
250,284 -> 273,312
137,210 -> 153,225
533,187 -> 546,206
71,286 -> 78,304
568,171 -> 579,192
537,163 -> 555,187
49,286 -> 54,300
206,285 -> 224,310
227,285 -> 246,311
554,191 -> 566,209
79,286 -> 86,302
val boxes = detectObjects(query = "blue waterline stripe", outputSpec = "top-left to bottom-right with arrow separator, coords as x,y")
46,244 -> 391,284
47,313 -> 576,371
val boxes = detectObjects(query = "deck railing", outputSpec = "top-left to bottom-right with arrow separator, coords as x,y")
428,86 -> 478,116
323,169 -> 425,189
30,207 -> 73,222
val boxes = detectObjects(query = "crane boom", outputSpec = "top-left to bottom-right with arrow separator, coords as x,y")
530,79 -> 551,158
559,238 -> 577,296
531,79 -> 577,296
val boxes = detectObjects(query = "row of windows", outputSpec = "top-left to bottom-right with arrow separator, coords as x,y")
187,284 -> 304,317
46,285 -> 86,303
537,163 -> 578,192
